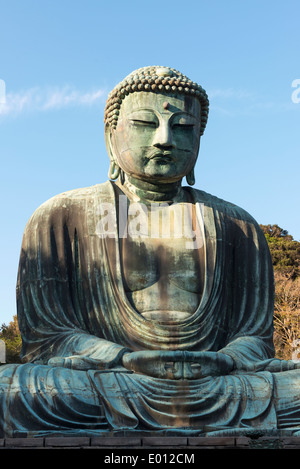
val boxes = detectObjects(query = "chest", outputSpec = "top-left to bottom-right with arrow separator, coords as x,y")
120,203 -> 205,292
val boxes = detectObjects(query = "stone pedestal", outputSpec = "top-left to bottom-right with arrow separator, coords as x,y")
1,435 -> 300,449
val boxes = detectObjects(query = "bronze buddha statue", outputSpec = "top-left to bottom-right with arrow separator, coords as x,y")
0,66 -> 299,437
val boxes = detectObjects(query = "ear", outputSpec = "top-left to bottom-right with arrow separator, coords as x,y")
105,123 -> 116,163
105,124 -> 121,180
186,168 -> 195,186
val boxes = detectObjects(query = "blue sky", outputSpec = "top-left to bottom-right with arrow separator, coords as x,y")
0,0 -> 299,325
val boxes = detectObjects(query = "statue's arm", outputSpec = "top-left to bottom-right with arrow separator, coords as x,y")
218,336 -> 275,371
16,197 -> 131,369
219,337 -> 300,373
46,332 -> 131,369
18,311 -> 131,368
214,210 -> 276,372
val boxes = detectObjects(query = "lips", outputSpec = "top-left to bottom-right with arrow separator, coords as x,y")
149,151 -> 175,161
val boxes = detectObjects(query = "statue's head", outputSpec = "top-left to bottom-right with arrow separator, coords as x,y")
104,66 -> 209,186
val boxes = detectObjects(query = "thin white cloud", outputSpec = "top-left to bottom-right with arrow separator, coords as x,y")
1,84 -> 294,120
207,87 -> 258,117
207,87 -> 295,116
208,87 -> 256,101
0,85 -> 106,117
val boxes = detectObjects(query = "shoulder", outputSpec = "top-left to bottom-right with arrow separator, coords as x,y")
24,181 -> 113,229
190,187 -> 269,248
43,181 -> 112,204
189,187 -> 257,225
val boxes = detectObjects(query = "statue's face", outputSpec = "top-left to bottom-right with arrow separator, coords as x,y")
109,91 -> 201,183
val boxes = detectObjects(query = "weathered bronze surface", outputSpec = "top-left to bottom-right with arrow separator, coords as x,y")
1,66 -> 300,437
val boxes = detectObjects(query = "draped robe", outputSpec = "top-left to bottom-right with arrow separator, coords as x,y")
1,181 -> 299,437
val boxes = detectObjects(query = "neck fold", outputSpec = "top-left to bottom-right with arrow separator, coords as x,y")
117,175 -> 185,204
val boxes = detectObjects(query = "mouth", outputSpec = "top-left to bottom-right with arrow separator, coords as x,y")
149,151 -> 175,162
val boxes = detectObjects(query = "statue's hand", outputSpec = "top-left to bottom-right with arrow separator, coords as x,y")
122,350 -> 234,380
48,356 -> 108,371
186,351 -> 234,377
254,358 -> 300,373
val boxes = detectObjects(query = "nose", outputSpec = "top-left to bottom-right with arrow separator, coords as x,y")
152,120 -> 176,149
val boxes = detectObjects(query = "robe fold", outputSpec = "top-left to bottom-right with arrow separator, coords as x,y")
1,181 -> 297,437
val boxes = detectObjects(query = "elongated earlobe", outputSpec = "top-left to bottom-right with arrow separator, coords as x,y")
106,124 -> 121,181
186,168 -> 195,186
108,162 -> 120,180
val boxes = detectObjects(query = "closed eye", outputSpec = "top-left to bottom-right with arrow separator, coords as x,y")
130,119 -> 157,127
172,124 -> 195,129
